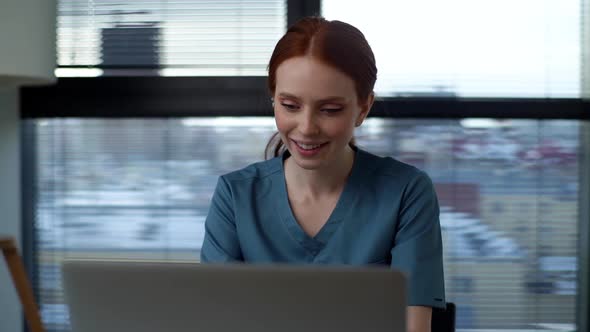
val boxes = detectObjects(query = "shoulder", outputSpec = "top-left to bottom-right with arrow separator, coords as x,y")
219,156 -> 282,186
212,157 -> 281,203
357,149 -> 431,186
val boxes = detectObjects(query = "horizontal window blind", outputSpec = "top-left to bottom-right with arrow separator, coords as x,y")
323,0 -> 585,98
31,117 -> 581,331
57,0 -> 286,76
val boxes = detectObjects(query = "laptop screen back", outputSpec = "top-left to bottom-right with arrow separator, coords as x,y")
62,260 -> 406,332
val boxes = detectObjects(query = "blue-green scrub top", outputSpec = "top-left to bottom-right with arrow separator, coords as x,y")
201,148 -> 446,308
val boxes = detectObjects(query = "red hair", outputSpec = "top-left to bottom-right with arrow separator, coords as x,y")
265,17 -> 377,159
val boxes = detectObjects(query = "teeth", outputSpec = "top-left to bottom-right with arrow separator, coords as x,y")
296,142 -> 322,150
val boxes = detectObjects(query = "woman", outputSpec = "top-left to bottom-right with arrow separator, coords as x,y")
201,17 -> 445,331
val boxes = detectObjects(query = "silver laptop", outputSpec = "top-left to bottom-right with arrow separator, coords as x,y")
62,260 -> 407,332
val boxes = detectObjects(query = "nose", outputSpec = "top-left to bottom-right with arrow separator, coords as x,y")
298,109 -> 320,136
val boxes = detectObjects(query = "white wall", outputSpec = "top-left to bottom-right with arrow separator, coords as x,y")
0,0 -> 56,86
0,87 -> 22,332
0,0 -> 55,329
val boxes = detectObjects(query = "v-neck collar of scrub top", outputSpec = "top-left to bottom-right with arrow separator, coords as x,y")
273,146 -> 366,255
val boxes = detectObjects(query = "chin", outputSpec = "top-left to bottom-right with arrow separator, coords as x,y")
287,149 -> 331,171
291,158 -> 326,171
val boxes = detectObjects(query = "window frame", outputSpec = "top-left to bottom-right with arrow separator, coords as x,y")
19,76 -> 590,119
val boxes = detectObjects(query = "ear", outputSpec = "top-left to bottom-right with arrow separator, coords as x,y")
355,92 -> 375,127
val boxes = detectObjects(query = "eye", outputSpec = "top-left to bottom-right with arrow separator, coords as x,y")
281,103 -> 299,111
321,107 -> 343,114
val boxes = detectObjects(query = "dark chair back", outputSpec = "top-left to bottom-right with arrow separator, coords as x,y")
432,302 -> 456,332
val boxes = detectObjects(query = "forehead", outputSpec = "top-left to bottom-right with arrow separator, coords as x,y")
274,56 -> 356,103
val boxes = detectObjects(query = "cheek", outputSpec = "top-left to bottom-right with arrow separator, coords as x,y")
274,109 -> 291,135
323,118 -> 356,138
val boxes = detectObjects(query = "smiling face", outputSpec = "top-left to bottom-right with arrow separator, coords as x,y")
273,56 -> 373,171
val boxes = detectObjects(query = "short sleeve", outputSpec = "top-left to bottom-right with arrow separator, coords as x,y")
390,171 -> 446,309
200,176 -> 243,262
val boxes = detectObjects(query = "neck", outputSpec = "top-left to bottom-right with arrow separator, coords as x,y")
284,146 -> 355,198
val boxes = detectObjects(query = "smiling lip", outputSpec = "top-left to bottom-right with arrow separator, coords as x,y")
291,139 -> 328,157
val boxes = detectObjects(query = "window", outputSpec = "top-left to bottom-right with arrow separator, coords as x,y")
451,277 -> 474,293
492,201 -> 504,214
322,0 -> 583,98
25,1 -> 589,331
57,0 -> 287,76
31,118 -> 581,331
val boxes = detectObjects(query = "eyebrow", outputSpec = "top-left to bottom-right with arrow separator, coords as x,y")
277,92 -> 348,104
